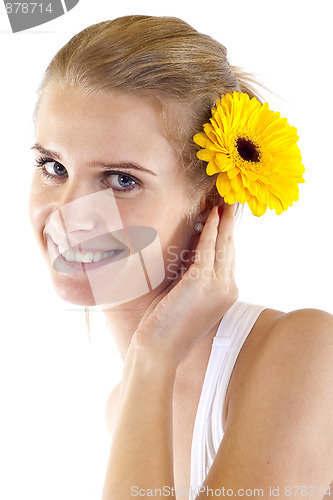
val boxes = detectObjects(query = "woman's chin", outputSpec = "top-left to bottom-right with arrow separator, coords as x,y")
50,274 -> 97,306
49,272 -> 149,308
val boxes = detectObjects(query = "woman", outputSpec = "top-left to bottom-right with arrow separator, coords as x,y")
29,15 -> 333,499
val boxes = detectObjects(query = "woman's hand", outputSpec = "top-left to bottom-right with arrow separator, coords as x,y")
131,203 -> 238,366
103,203 -> 238,499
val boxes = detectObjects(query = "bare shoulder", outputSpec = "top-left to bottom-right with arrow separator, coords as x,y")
225,306 -> 333,429
272,306 -> 333,337
209,308 -> 333,492
105,382 -> 121,435
260,307 -> 333,367
234,306 -> 333,375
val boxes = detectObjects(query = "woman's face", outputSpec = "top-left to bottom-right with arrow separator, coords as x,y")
29,86 -> 198,306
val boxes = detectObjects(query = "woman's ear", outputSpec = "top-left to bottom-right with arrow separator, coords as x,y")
196,192 -> 224,225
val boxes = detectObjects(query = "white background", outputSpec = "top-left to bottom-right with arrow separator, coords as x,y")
0,1 -> 332,498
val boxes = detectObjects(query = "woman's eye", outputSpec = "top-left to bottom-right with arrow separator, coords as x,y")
106,173 -> 139,192
44,161 -> 67,177
36,159 -> 140,193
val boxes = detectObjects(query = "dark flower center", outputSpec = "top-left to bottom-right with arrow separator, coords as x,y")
236,137 -> 260,163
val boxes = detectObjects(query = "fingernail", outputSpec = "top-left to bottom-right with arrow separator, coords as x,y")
218,206 -> 223,219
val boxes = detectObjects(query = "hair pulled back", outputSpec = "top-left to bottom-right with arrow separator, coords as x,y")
38,15 -> 262,218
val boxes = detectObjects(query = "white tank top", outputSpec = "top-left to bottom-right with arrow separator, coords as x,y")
189,300 -> 267,498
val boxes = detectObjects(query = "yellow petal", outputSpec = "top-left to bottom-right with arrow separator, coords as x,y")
230,173 -> 243,192
215,153 -> 234,171
216,173 -> 232,197
206,161 -> 221,176
193,133 -> 209,148
247,196 -> 267,217
237,187 -> 251,204
196,149 -> 216,162
247,180 -> 259,196
224,187 -> 238,204
193,91 -> 304,216
267,192 -> 285,213
255,182 -> 269,205
227,167 -> 240,179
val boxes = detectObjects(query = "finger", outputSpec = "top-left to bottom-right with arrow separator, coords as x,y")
214,203 -> 236,273
217,203 -> 236,244
192,205 -> 220,268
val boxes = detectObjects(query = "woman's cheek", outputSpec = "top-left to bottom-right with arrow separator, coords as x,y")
29,179 -> 56,246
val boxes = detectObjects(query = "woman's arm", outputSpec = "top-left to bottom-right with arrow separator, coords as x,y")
101,202 -> 333,500
103,308 -> 333,500
101,204 -> 238,499
102,344 -> 176,498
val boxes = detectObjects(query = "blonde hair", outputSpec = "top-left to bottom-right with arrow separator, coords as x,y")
37,15 -> 263,219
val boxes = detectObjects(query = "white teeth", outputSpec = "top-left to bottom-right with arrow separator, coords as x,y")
76,252 -> 84,263
66,249 -> 76,262
82,252 -> 93,263
92,252 -> 102,263
58,246 -> 119,264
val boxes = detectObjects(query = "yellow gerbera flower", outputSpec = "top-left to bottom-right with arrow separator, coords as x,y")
193,92 -> 305,216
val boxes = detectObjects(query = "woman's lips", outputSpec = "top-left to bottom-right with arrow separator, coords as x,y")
58,245 -> 122,264
46,226 -> 159,274
47,237 -> 127,273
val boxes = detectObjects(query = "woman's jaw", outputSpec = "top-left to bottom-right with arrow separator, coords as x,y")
29,85 -> 203,309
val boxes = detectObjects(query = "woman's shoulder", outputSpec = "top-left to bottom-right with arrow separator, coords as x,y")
262,306 -> 333,381
212,306 -> 333,490
225,305 -> 333,427
258,306 -> 333,354
245,304 -> 333,355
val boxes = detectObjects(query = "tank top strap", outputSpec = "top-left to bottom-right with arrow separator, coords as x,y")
189,300 -> 267,498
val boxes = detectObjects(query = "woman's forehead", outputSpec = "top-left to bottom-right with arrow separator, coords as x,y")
36,86 -> 181,175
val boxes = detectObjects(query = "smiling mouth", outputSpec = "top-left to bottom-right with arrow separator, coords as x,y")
58,245 -> 122,264
49,226 -> 158,274
52,243 -> 127,273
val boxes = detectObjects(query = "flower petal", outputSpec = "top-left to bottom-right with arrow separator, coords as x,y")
193,91 -> 304,216
215,153 -> 234,171
206,161 -> 221,176
224,187 -> 238,204
227,167 -> 240,179
247,196 -> 267,217
193,132 -> 209,148
216,173 -> 232,197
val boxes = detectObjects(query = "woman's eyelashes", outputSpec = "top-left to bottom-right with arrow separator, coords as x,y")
35,157 -> 142,193
35,158 -> 67,178
106,172 -> 140,192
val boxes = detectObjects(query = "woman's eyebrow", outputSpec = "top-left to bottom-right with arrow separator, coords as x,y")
32,144 -> 62,161
90,160 -> 157,176
31,143 -> 157,176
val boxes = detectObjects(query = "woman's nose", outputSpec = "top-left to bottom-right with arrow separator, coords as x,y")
46,186 -> 125,245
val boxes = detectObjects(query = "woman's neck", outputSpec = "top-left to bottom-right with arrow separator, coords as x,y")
101,290 -> 164,360
101,293 -> 222,386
